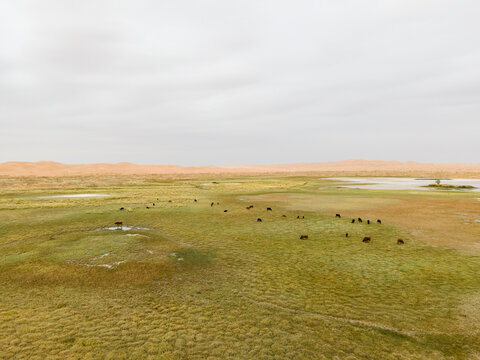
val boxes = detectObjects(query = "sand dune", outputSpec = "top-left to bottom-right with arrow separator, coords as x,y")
1,160 -> 480,178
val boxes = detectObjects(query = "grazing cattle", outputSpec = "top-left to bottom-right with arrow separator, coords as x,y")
377,219 -> 382,224
358,218 -> 363,223
302,216 -> 305,219
119,207 -> 124,211
282,214 -> 287,217
246,205 -> 254,210
257,218 -> 262,222
224,210 -> 228,213
194,199 -> 197,202
168,200 -> 172,203
345,232 -> 349,237
351,219 -> 355,223
211,202 -> 215,207
367,220 -> 370,224
217,202 -> 220,205
114,221 -> 123,229
336,214 -> 341,218
152,203 -> 155,206
267,207 -> 272,211
397,239 -> 404,245
300,234 -> 308,240
362,236 -> 371,243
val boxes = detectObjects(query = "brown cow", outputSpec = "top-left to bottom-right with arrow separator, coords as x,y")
114,221 -> 123,230
397,239 -> 405,245
345,233 -> 349,237
300,234 -> 308,239
362,236 -> 371,243
282,214 -> 287,217
211,202 -> 215,207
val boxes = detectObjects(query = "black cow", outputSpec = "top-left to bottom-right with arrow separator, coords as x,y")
119,207 -> 124,211
358,218 -> 363,223
362,236 -> 371,243
146,206 -> 150,209
267,207 -> 272,211
224,210 -> 228,213
397,239 -> 404,245
335,214 -> 341,218
367,220 -> 370,224
300,234 -> 308,239
345,233 -> 349,237
377,219 -> 382,224
351,219 -> 355,223
257,218 -> 262,222
194,199 -> 197,202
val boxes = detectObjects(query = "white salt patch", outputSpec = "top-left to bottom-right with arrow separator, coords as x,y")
83,260 -> 126,269
147,250 -> 153,254
177,241 -> 192,247
125,234 -> 149,238
90,253 -> 110,261
177,258 -> 184,261
39,194 -> 109,198
100,226 -> 150,231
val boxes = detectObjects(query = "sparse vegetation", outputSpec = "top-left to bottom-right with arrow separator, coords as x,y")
0,175 -> 479,359
424,184 -> 476,190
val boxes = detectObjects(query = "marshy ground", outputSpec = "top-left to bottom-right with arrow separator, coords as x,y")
0,176 -> 479,359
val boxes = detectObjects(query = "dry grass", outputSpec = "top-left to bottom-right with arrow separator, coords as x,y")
0,176 -> 479,359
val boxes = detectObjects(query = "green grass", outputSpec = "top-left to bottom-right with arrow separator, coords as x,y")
0,176 -> 479,359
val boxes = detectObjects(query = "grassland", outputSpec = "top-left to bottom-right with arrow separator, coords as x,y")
0,175 -> 479,359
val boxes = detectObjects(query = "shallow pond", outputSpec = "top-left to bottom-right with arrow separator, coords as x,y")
328,177 -> 480,192
39,193 -> 110,198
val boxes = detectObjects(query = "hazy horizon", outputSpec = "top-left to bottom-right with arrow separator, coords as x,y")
1,1 -> 479,166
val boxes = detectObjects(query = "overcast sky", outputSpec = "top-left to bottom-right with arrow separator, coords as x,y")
1,1 -> 479,165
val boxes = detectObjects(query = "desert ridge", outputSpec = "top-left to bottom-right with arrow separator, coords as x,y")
1,160 -> 480,177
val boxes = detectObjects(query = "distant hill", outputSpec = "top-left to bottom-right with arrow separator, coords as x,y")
1,160 -> 480,178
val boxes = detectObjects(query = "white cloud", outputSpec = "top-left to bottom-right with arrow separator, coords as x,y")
1,0 -> 479,164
